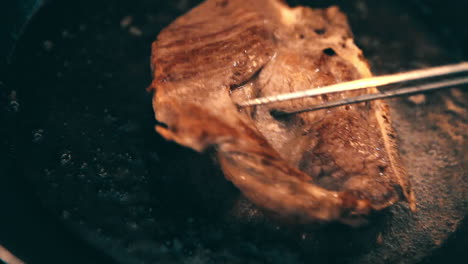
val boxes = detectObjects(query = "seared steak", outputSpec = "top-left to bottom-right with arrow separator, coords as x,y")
149,0 -> 415,225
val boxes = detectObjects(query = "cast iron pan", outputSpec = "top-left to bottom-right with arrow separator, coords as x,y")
1,0 -> 467,263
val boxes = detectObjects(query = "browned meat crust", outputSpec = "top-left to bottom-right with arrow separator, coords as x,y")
149,0 -> 415,225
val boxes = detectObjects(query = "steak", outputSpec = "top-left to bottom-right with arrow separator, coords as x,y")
149,0 -> 415,225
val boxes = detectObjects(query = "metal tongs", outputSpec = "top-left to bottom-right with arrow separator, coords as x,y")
238,62 -> 468,115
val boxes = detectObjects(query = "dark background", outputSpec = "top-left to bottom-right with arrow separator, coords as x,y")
0,1 -> 126,262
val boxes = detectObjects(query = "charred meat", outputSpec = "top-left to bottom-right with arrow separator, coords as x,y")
149,0 -> 415,225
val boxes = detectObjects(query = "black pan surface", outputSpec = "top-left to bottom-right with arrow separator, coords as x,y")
1,0 -> 467,263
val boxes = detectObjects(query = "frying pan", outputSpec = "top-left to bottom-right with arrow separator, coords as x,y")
0,0 -> 467,263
